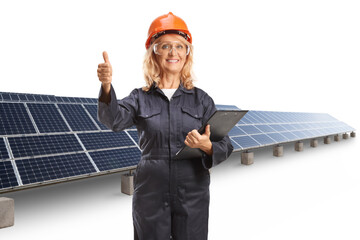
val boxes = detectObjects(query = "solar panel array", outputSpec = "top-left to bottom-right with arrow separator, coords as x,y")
0,91 -> 140,193
0,91 -> 355,193
216,106 -> 355,151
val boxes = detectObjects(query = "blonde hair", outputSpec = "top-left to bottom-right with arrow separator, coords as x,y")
142,37 -> 195,91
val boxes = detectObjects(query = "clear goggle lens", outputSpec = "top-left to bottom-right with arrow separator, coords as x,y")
153,41 -> 190,56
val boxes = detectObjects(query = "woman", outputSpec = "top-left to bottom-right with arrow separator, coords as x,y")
97,12 -> 233,240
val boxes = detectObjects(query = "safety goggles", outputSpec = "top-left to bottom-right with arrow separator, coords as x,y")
153,41 -> 190,56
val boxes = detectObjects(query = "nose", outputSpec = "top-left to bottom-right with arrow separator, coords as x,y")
168,46 -> 177,56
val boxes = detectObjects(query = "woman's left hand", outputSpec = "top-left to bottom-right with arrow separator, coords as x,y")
185,125 -> 213,156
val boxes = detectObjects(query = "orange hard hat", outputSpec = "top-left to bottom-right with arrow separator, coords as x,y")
145,12 -> 192,49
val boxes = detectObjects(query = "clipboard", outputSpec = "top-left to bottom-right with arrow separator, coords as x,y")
174,110 -> 248,159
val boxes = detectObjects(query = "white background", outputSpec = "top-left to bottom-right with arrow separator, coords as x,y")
1,0 -> 359,239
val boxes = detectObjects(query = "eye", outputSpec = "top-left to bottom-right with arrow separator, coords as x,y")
161,44 -> 170,50
176,44 -> 184,49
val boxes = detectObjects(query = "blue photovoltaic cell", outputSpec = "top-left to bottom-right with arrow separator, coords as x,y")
127,130 -> 139,145
0,138 -> 9,160
40,95 -> 50,102
9,94 -> 20,101
291,131 -> 308,139
0,103 -> 36,135
256,112 -> 277,123
228,126 -> 247,137
27,103 -> 70,133
238,125 -> 262,135
19,94 -> 27,101
238,114 -> 252,125
78,132 -> 135,150
58,104 -> 98,131
292,124 -> 306,130
48,96 -> 57,102
254,125 -> 276,133
34,95 -> 43,102
251,134 -> 276,145
268,124 -> 287,132
233,136 -> 260,149
16,153 -> 96,185
282,124 -> 297,131
0,161 -> 18,189
1,93 -> 11,101
25,94 -> 36,102
90,148 -> 141,171
83,105 -> 108,130
302,130 -> 316,138
230,138 -> 241,150
245,112 -> 263,124
280,132 -> 299,141
267,133 -> 289,142
8,134 -> 83,159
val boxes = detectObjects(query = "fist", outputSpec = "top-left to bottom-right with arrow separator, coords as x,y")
184,125 -> 213,156
97,51 -> 112,86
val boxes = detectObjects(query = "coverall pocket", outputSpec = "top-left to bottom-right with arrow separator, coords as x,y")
181,106 -> 203,134
138,107 -> 162,132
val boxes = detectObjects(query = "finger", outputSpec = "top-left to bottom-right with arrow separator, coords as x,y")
204,125 -> 211,137
97,69 -> 112,75
190,129 -> 201,139
98,63 -> 111,69
98,73 -> 111,79
103,51 -> 110,63
187,133 -> 198,144
98,68 -> 111,73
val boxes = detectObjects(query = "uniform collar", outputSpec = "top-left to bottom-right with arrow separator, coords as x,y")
149,82 -> 194,96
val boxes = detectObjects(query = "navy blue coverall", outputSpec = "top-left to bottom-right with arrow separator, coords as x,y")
98,83 -> 233,240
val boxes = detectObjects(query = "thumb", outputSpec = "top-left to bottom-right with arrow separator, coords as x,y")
204,124 -> 211,137
103,51 -> 110,63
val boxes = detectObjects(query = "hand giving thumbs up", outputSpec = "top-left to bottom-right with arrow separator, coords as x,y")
97,51 -> 112,93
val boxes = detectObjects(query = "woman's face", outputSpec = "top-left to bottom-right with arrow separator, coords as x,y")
154,34 -> 189,77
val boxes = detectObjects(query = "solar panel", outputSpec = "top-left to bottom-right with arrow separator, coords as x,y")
57,104 -> 99,131
16,153 -> 97,185
8,134 -> 83,159
89,148 -> 141,171
0,103 -> 36,135
27,103 -> 70,133
77,132 -> 135,150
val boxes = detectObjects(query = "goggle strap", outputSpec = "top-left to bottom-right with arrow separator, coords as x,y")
151,30 -> 190,43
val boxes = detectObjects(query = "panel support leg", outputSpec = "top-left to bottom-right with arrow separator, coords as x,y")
0,197 -> 14,229
241,151 -> 254,165
295,141 -> 303,152
273,145 -> 283,157
310,139 -> 318,148
324,136 -> 331,144
334,134 -> 340,142
351,132 -> 356,138
343,133 -> 349,139
121,172 -> 134,196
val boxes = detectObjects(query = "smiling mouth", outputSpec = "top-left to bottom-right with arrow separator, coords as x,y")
166,59 -> 179,63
